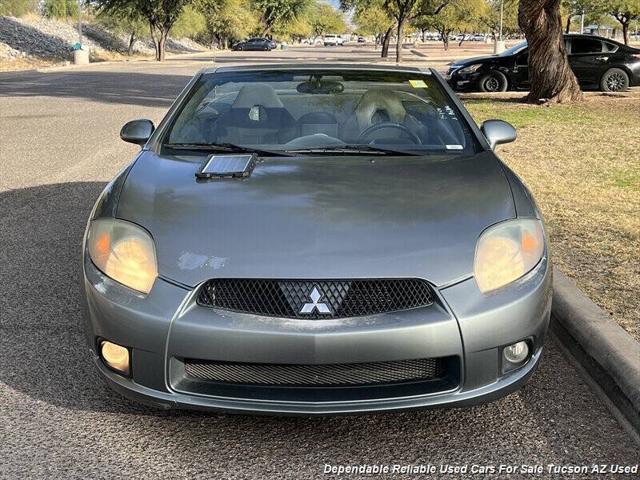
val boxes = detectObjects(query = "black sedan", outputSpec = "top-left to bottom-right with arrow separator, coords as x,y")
447,34 -> 640,93
231,38 -> 274,51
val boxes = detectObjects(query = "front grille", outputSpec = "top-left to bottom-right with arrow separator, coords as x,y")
184,358 -> 446,387
196,279 -> 434,319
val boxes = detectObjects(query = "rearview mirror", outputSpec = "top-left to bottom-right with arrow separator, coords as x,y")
481,120 -> 516,150
120,119 -> 155,146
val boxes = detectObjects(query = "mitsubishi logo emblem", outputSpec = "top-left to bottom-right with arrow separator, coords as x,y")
300,287 -> 331,314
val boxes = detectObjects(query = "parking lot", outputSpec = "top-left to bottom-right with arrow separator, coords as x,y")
0,47 -> 638,478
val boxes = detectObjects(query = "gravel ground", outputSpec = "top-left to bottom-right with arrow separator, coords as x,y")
0,15 -> 206,69
0,53 -> 638,479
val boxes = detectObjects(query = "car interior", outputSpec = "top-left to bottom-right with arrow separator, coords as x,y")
168,75 -> 472,152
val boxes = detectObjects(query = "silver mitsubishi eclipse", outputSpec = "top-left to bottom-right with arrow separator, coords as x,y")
82,64 -> 552,414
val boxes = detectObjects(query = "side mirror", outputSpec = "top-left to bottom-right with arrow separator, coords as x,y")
481,120 -> 516,150
120,119 -> 155,146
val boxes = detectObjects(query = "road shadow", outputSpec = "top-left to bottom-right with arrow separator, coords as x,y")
0,70 -> 191,107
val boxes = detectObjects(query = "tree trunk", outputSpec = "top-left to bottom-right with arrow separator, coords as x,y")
519,0 -> 582,103
622,21 -> 629,45
395,18 -> 404,62
157,30 -> 167,61
381,27 -> 392,58
441,30 -> 449,50
149,23 -> 159,60
128,32 -> 136,56
458,31 -> 466,47
565,15 -> 571,34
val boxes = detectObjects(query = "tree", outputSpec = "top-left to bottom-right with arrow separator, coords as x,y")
352,1 -> 395,48
414,0 -> 483,50
172,4 -> 207,39
43,0 -> 79,19
482,0 -> 519,38
519,0 -> 582,103
0,0 -> 39,16
195,0 -> 258,48
307,2 -> 347,37
341,0 -> 395,57
252,0 -> 310,36
96,5 -> 147,55
96,0 -> 190,61
384,0 -> 449,62
561,0 -> 607,33
609,0 -> 640,44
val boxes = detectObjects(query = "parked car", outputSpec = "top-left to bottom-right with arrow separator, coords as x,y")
84,64 -> 552,414
447,34 -> 640,93
323,34 -> 344,46
231,38 -> 274,51
357,36 -> 366,43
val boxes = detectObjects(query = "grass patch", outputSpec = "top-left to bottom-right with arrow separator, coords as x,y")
465,94 -> 640,341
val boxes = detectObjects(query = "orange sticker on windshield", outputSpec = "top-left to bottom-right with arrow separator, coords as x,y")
409,80 -> 428,88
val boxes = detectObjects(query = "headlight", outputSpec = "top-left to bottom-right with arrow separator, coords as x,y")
474,219 -> 545,293
87,218 -> 158,294
458,64 -> 483,74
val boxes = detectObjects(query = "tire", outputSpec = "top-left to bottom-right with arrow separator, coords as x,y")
478,71 -> 508,93
600,68 -> 629,92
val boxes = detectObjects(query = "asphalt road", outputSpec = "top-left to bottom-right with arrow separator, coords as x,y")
0,49 -> 638,479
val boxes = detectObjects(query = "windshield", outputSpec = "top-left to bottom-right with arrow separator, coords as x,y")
500,41 -> 527,56
164,70 -> 478,155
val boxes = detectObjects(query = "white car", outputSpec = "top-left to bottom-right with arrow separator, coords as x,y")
324,34 -> 344,46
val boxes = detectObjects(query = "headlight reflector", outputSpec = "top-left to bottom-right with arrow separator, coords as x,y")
474,219 -> 544,293
458,64 -> 483,74
88,218 -> 157,294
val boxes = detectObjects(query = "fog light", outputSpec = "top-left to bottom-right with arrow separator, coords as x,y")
100,340 -> 130,375
503,341 -> 529,364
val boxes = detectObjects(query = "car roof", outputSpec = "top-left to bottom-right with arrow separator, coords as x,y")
202,64 -> 429,75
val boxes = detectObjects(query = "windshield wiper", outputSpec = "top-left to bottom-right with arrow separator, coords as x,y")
285,144 -> 423,156
164,142 -> 293,157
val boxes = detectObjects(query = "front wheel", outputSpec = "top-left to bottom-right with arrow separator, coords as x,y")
600,68 -> 629,92
478,71 -> 508,93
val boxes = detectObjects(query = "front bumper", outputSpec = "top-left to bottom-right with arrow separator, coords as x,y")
446,69 -> 482,92
83,254 -> 552,414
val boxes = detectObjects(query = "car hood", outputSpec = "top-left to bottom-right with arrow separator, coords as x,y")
116,151 -> 515,288
451,55 -> 499,68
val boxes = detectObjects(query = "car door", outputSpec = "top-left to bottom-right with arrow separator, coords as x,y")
512,50 -> 530,89
568,37 -> 606,87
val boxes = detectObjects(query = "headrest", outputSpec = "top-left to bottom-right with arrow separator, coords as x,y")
232,84 -> 284,109
354,89 -> 406,130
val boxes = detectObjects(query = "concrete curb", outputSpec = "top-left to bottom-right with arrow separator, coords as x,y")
552,268 -> 640,432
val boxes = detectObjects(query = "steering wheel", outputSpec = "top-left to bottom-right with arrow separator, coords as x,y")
357,122 -> 421,145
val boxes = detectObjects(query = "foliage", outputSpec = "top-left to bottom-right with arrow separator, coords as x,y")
481,0 -> 519,37
275,1 -> 346,40
253,0 -> 310,35
194,0 -> 258,47
0,0 -> 39,16
96,6 -> 147,54
608,0 -> 640,44
307,2 -> 346,36
353,1 -> 394,39
43,0 -> 79,19
172,4 -> 207,39
95,0 -> 190,60
415,0 -> 485,47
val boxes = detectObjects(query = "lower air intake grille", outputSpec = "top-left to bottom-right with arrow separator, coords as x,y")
196,279 -> 434,319
184,358 -> 445,386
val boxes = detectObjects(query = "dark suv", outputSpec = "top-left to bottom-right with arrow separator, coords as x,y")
447,34 -> 640,93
